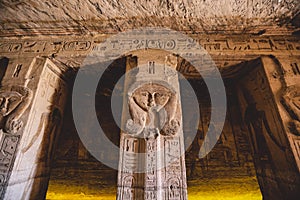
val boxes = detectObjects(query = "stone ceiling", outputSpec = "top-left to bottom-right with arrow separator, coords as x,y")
0,0 -> 299,37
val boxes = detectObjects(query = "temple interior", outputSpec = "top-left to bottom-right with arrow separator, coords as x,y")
46,54 -> 263,199
0,1 -> 299,200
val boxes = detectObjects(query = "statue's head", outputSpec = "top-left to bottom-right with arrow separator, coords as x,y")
132,83 -> 172,112
0,91 -> 22,116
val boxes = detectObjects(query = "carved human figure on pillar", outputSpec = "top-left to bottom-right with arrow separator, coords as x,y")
18,107 -> 62,200
0,85 -> 32,198
126,83 -> 180,139
244,101 -> 285,154
281,85 -> 300,135
22,107 -> 62,166
0,85 -> 32,134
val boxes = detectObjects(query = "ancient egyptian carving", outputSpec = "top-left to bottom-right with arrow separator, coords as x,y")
244,102 -> 286,153
121,176 -> 136,199
0,85 -> 32,134
125,83 -> 180,138
0,85 -> 32,198
22,108 -> 62,165
281,85 -> 300,135
167,178 -> 181,199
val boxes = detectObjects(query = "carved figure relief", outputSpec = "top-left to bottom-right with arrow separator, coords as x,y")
126,83 -> 180,138
0,85 -> 32,134
0,85 -> 32,198
281,85 -> 300,135
22,108 -> 62,165
243,99 -> 285,198
244,102 -> 286,155
167,178 -> 181,200
121,176 -> 136,199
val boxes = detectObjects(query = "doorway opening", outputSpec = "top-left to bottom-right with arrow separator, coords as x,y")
45,54 -> 280,200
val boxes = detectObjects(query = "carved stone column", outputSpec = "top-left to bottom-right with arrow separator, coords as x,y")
117,56 -> 187,200
0,57 -> 69,199
237,56 -> 300,200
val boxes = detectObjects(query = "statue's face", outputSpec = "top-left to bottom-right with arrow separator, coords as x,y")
153,88 -> 171,108
132,84 -> 172,111
0,91 -> 22,116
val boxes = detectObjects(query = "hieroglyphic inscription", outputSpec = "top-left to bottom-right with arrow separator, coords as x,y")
123,138 -> 139,173
0,133 -> 20,190
23,41 -> 46,53
63,41 -> 91,51
12,64 -> 22,78
0,43 -> 22,53
0,36 -> 299,56
281,85 -> 300,136
117,136 -> 140,200
145,139 -> 157,200
165,138 -> 183,200
290,63 -> 300,76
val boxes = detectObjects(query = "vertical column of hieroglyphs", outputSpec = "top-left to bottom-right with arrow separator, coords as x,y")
117,56 -> 143,200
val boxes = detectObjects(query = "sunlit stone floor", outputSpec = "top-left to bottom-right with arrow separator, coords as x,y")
46,176 -> 261,200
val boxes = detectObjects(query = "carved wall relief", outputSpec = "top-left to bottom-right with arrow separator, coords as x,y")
22,107 -> 62,165
0,85 -> 32,134
126,83 -> 180,139
0,85 -> 32,198
121,176 -> 136,199
167,178 -> 181,200
281,85 -> 300,135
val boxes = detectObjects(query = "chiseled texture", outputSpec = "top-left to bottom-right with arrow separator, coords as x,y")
0,0 -> 299,36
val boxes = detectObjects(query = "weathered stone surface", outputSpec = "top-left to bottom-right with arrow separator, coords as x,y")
0,0 -> 299,36
0,1 -> 299,199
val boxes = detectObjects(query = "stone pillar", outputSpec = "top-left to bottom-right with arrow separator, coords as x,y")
0,56 -> 69,199
260,56 -> 300,196
237,56 -> 300,199
117,56 -> 187,200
